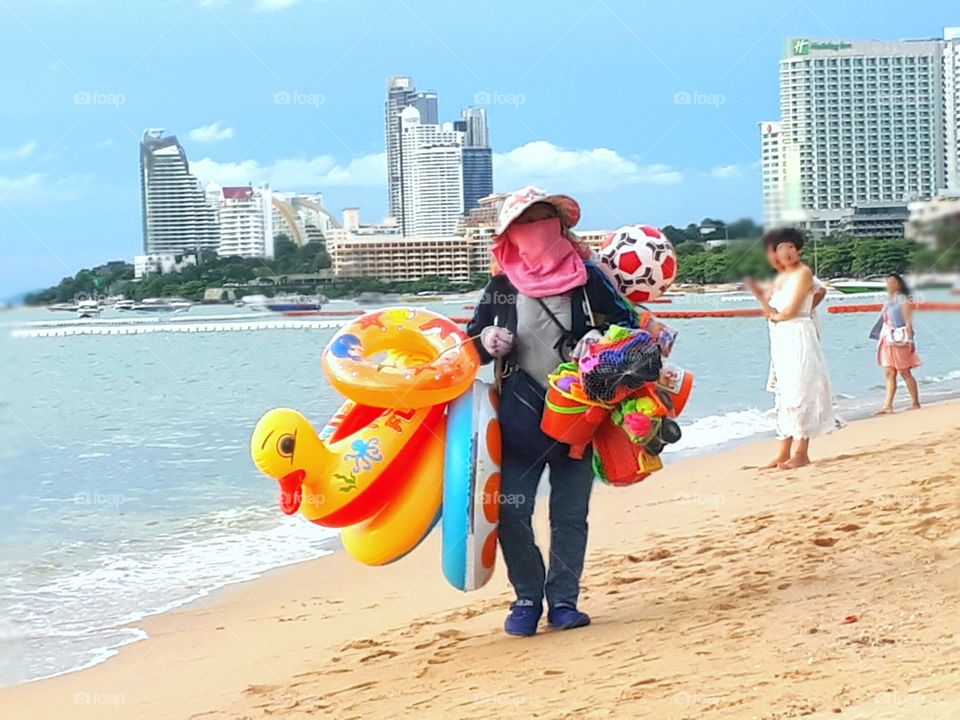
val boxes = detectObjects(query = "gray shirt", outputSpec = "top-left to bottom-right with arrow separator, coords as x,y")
515,292 -> 572,384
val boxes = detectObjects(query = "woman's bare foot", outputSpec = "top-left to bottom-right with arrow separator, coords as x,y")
779,454 -> 810,469
761,455 -> 791,469
910,403 -> 922,410
874,406 -> 894,416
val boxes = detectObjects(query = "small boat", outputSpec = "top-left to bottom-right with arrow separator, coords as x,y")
235,294 -> 268,310
829,277 -> 888,294
49,303 -> 78,312
266,294 -> 325,312
76,300 -> 101,319
114,299 -> 135,310
126,297 -> 193,312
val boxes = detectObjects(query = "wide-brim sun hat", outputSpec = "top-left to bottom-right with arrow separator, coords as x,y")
495,186 -> 581,237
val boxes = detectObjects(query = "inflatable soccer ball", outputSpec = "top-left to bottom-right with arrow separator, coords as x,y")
598,225 -> 678,303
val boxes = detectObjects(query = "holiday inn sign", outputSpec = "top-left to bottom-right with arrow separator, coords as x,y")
790,39 -> 854,55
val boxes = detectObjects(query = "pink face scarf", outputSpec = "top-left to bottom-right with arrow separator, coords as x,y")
492,217 -> 587,298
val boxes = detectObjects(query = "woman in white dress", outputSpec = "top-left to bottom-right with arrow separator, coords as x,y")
751,228 -> 835,469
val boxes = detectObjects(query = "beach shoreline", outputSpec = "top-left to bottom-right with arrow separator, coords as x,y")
3,399 -> 960,718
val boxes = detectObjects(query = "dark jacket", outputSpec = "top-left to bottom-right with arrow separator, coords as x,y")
465,264 -> 638,368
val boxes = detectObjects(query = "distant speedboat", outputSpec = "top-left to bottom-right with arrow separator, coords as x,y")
76,300 -> 101,319
114,299 -> 135,310
829,277 -> 888,294
235,294 -> 268,310
127,297 -> 193,312
266,294 -> 324,312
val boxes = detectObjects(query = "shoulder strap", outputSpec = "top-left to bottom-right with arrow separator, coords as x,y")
534,296 -> 571,333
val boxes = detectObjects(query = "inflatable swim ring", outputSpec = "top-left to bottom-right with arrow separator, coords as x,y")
442,380 -> 501,591
322,307 -> 480,410
341,416 -> 445,566
251,401 -> 444,528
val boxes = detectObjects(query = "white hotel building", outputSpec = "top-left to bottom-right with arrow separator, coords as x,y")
761,29 -> 960,234
398,106 -> 464,236
205,183 -> 275,259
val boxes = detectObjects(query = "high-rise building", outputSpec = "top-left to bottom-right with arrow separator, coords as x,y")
462,147 -> 493,214
205,183 -> 275,259
945,27 -> 960,190
398,107 -> 463,236
385,77 -> 439,223
140,129 -> 220,254
460,107 -> 489,148
763,30 -> 960,234
759,121 -> 784,229
459,107 -> 493,213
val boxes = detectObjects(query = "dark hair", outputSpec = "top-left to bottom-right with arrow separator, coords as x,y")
887,272 -> 911,298
762,227 -> 805,252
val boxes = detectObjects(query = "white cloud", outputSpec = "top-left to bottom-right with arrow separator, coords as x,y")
188,122 -> 235,143
493,141 -> 682,192
0,172 -> 94,204
97,139 -> 115,148
254,0 -> 302,10
190,141 -> 680,197
0,141 -> 38,162
191,152 -> 385,189
711,164 -> 743,179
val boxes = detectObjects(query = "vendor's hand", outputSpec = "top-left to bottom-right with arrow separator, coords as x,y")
745,276 -> 762,299
480,326 -> 514,358
571,329 -> 603,360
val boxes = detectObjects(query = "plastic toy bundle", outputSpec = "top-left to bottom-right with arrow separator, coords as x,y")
579,327 -> 662,403
540,317 -> 694,486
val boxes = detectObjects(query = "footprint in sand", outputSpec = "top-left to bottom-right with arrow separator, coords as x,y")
359,649 -> 398,663
812,537 -> 838,547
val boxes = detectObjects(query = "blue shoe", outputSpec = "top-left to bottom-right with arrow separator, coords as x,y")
547,604 -> 591,630
504,600 -> 542,637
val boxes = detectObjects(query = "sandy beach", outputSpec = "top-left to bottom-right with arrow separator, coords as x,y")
4,400 -> 959,719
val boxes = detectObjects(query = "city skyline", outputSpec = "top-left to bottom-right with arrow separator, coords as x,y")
0,0 -> 955,294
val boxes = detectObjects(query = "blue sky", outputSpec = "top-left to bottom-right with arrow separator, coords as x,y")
0,0 -> 952,294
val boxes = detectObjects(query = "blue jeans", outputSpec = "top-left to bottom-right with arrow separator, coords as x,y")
498,370 -> 595,608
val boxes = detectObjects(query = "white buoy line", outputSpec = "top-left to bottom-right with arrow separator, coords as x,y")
10,316 -> 351,338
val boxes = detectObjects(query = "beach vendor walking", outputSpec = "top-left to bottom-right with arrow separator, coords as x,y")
873,273 -> 922,414
466,186 -> 635,636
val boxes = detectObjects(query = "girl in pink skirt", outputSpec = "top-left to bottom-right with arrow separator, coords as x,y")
871,273 -> 922,413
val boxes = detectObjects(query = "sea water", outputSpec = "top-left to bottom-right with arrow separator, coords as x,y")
1,294 -> 958,685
